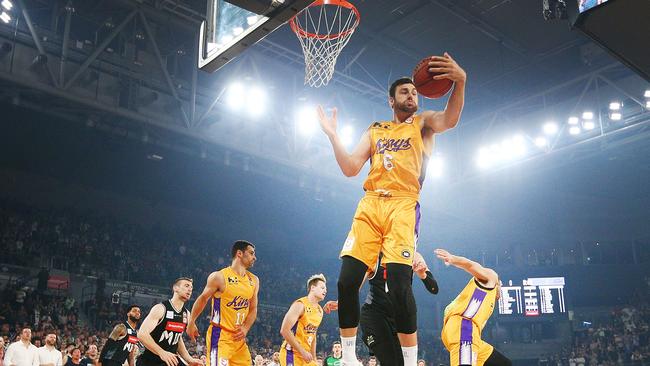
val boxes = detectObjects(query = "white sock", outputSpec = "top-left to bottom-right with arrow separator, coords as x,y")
402,345 -> 418,366
341,336 -> 357,364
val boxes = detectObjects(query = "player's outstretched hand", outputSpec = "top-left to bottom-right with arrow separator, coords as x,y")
323,300 -> 339,314
428,52 -> 466,84
186,322 -> 199,342
158,351 -> 179,366
317,105 -> 338,138
434,248 -> 457,266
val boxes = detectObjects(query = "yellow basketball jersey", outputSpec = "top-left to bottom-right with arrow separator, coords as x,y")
363,115 -> 432,194
443,278 -> 497,334
281,297 -> 323,354
210,267 -> 256,332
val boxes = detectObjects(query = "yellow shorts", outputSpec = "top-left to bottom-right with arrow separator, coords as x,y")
441,317 -> 494,366
340,191 -> 420,268
206,325 -> 251,366
279,347 -> 316,366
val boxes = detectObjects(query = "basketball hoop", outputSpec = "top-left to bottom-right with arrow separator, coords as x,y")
289,0 -> 360,88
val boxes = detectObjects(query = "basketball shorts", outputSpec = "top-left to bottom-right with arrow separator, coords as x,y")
279,346 -> 317,366
441,317 -> 494,366
340,191 -> 420,268
206,325 -> 251,366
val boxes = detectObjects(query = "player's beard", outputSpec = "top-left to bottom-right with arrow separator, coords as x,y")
128,315 -> 139,323
395,100 -> 417,114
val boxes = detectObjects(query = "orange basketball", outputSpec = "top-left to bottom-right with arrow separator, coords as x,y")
412,56 -> 454,99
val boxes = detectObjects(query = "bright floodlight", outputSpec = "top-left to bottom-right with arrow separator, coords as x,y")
646,100 -> 650,109
534,137 -> 548,148
295,106 -> 318,137
232,27 -> 244,36
583,121 -> 595,130
543,122 -> 558,135
645,90 -> 650,98
0,11 -> 9,23
428,155 -> 444,178
582,111 -> 594,120
226,83 -> 245,110
248,87 -> 266,117
569,126 -> 581,135
1,0 -> 11,10
476,148 -> 493,169
568,116 -> 579,125
339,125 -> 355,147
609,102 -> 621,111
610,112 -> 622,121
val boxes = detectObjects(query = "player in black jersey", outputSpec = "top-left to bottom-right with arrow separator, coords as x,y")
99,305 -> 141,366
324,253 -> 439,366
361,252 -> 438,365
138,278 -> 203,366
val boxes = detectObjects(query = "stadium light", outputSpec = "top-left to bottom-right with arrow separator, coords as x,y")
295,106 -> 318,137
582,111 -> 594,120
476,147 -> 493,169
583,121 -> 595,130
248,87 -> 266,117
226,83 -> 245,110
646,100 -> 650,109
1,0 -> 11,10
339,125 -> 355,147
543,122 -> 558,135
609,112 -> 622,121
534,137 -> 548,148
568,116 -> 579,125
0,11 -> 9,23
644,89 -> 650,98
247,16 -> 259,25
608,101 -> 621,111
232,27 -> 244,36
569,126 -> 581,135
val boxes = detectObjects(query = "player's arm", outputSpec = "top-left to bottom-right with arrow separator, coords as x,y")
137,304 -> 178,366
421,53 -> 466,134
412,252 -> 439,294
434,249 -> 498,287
187,271 -> 224,340
234,274 -> 259,341
317,106 -> 371,177
279,302 -> 312,361
175,335 -> 201,366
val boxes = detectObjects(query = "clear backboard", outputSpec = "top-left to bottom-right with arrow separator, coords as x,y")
198,0 -> 313,73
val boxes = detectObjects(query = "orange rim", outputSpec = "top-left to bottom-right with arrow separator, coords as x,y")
289,0 -> 360,40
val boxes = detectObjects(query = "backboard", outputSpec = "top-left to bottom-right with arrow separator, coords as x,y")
198,0 -> 313,73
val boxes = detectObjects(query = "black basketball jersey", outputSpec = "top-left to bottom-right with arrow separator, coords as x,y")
100,322 -> 139,364
140,300 -> 188,365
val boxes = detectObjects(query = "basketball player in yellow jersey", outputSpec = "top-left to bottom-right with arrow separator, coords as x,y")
279,274 -> 334,366
317,53 -> 466,366
186,240 -> 259,366
435,249 -> 512,366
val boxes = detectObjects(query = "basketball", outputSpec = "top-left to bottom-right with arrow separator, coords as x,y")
412,56 -> 454,99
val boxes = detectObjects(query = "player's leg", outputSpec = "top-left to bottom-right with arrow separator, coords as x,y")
228,341 -> 252,366
481,344 -> 511,366
338,196 -> 383,364
360,309 -> 404,366
382,198 -> 420,366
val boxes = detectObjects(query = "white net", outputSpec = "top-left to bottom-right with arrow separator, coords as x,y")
290,1 -> 359,88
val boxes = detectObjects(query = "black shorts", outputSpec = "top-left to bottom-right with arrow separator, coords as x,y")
360,305 -> 403,366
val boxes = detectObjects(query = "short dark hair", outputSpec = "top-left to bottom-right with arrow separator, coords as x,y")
332,341 -> 341,346
369,356 -> 377,361
126,305 -> 140,315
173,277 -> 193,286
306,274 -> 326,292
389,77 -> 415,98
231,240 -> 255,259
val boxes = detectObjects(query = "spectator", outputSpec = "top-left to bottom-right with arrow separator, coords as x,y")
4,328 -> 38,366
253,355 -> 264,366
63,349 -> 81,366
267,352 -> 280,366
37,333 -> 61,366
417,359 -> 425,366
367,356 -> 377,366
80,345 -> 98,366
